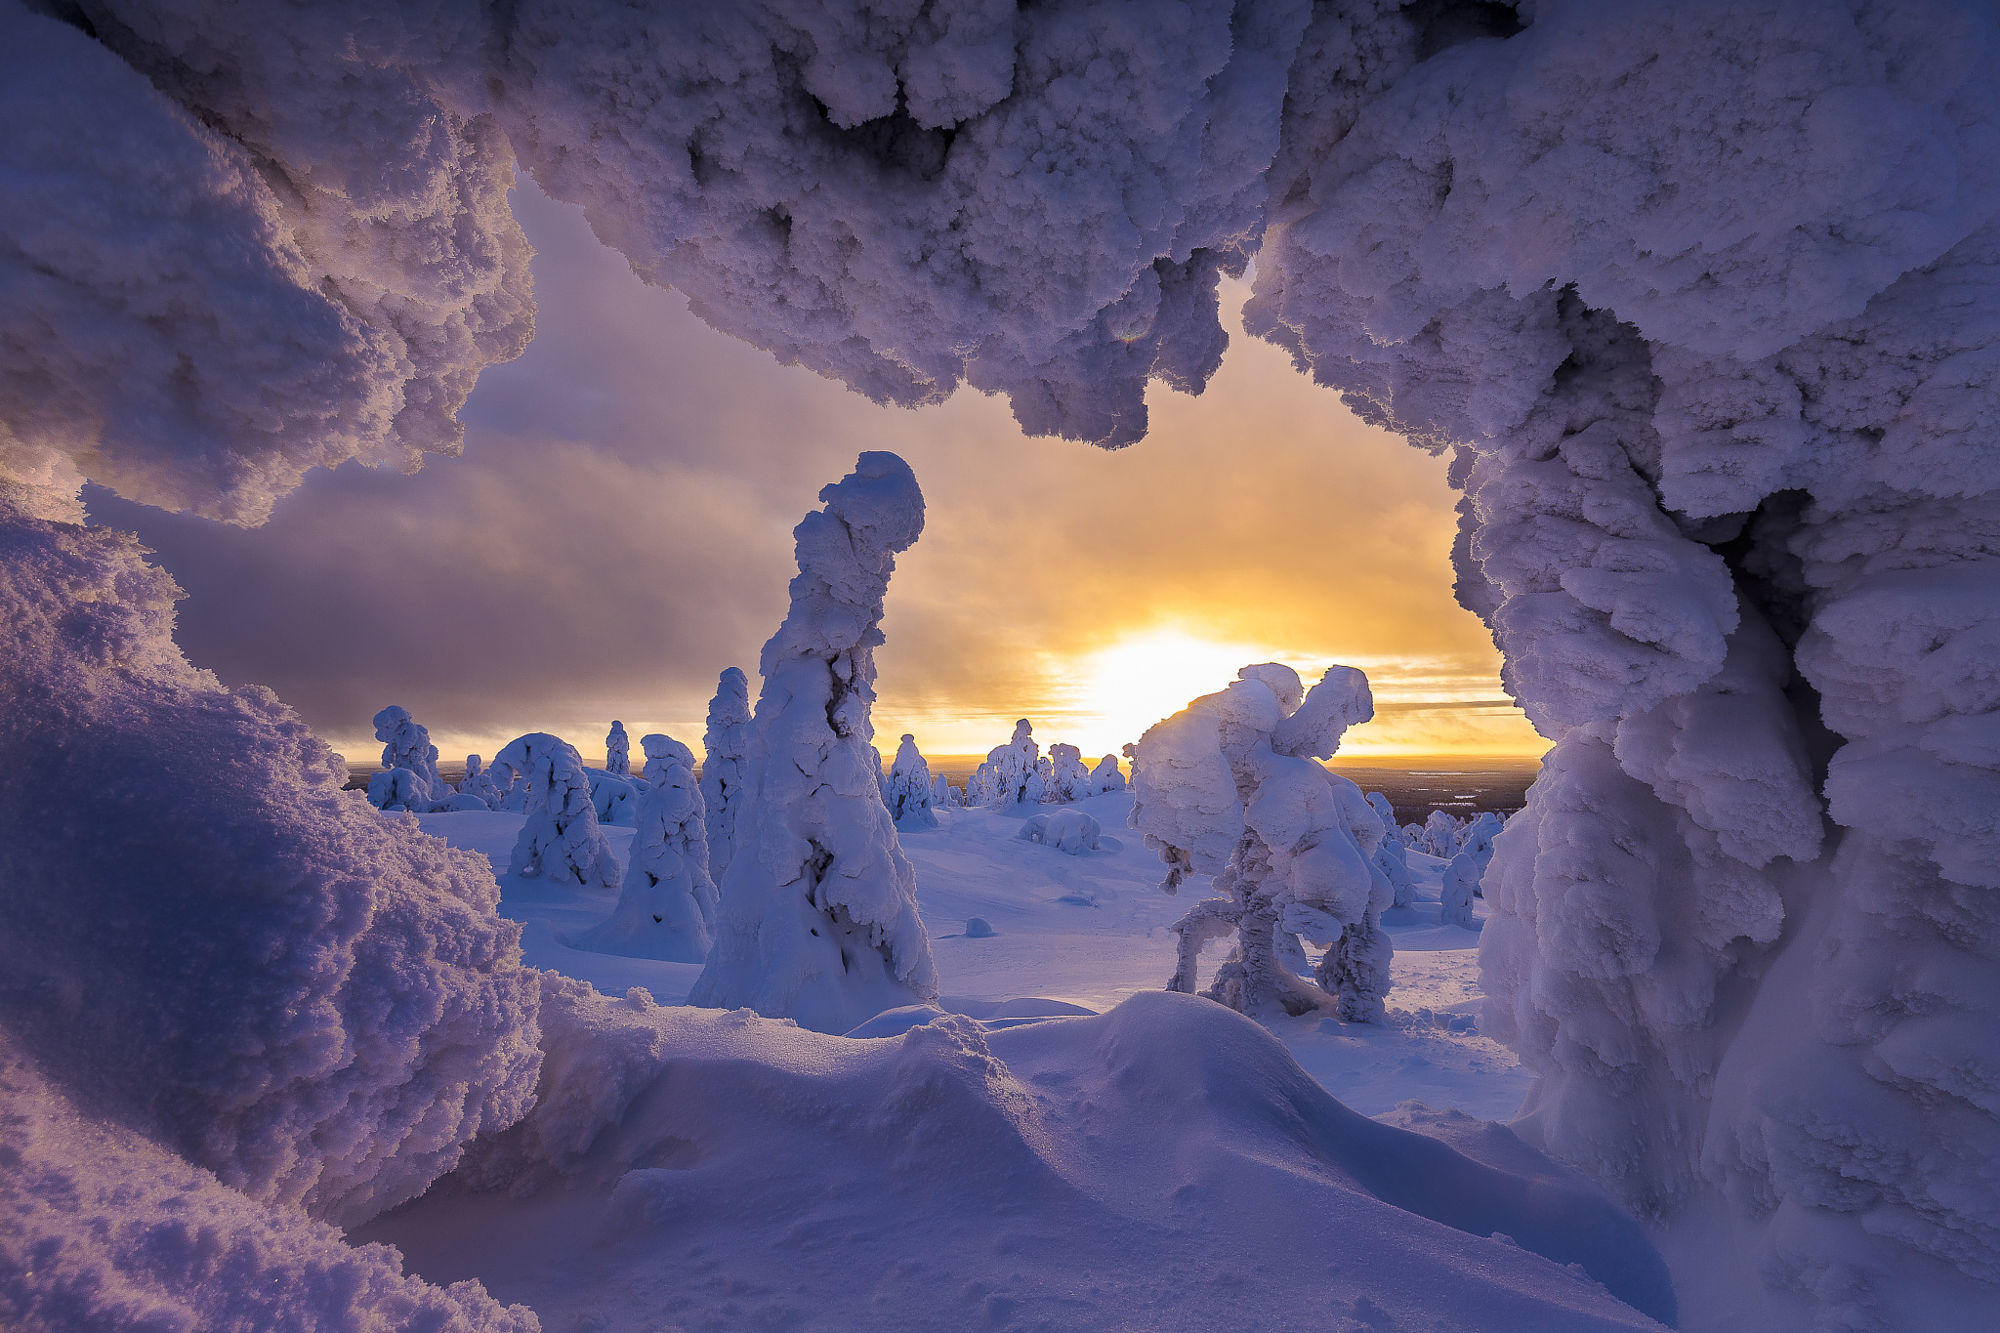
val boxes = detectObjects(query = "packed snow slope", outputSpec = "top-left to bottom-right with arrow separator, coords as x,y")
361,973 -> 1672,1331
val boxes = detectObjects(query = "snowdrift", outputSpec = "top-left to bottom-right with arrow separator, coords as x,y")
362,977 -> 1673,1331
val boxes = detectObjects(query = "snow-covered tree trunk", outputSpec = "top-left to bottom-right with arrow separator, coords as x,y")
689,454 -> 938,1034
699,666 -> 752,885
572,734 -> 715,962
489,733 -> 618,889
604,720 -> 630,779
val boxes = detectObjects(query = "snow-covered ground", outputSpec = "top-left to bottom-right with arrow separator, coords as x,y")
416,789 -> 1529,1123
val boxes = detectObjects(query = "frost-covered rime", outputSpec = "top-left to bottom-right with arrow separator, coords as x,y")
885,733 -> 938,830
690,453 -> 938,1034
0,489 -> 542,1229
1131,663 -> 1391,1022
490,732 -> 619,888
700,666 -> 753,884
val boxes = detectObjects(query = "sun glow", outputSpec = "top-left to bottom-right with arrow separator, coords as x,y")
1068,629 -> 1278,756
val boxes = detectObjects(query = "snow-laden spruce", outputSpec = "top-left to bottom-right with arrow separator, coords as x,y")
1366,793 -> 1417,911
584,768 -> 636,826
970,719 -> 1043,808
1131,663 -> 1392,1022
604,720 -> 630,779
884,734 -> 938,831
689,454 -> 937,1034
1090,754 -> 1127,795
1045,743 -> 1092,803
459,753 -> 503,809
571,734 -> 715,963
489,733 -> 618,889
929,773 -> 959,809
370,705 -> 442,811
699,666 -> 752,884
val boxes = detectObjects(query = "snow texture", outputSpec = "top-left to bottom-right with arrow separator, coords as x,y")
690,453 -> 938,1034
604,720 -> 629,778
0,491 -> 541,1229
571,734 -> 715,964
1132,663 -> 1392,1023
490,733 -> 618,889
885,733 -> 938,830
699,666 -> 752,885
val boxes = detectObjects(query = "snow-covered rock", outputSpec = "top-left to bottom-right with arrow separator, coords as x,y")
690,453 -> 938,1034
1017,808 -> 1104,856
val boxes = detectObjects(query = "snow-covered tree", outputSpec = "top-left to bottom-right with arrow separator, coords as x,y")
489,733 -> 618,889
1415,810 -> 1462,858
369,705 -> 441,811
1089,754 -> 1126,795
604,720 -> 630,779
572,734 -> 715,962
700,666 -> 752,884
971,719 -> 1043,808
1131,663 -> 1392,1022
929,774 -> 958,809
1365,793 -> 1416,911
585,769 -> 636,826
458,753 -> 503,809
1045,743 -> 1092,803
365,766 -> 426,814
884,734 -> 937,830
690,453 -> 938,1033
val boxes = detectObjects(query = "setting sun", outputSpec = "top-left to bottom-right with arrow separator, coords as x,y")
1070,629 -> 1278,756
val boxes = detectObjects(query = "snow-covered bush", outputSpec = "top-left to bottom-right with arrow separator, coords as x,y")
690,454 -> 938,1034
885,734 -> 938,830
366,766 -> 427,814
572,734 -> 715,963
1045,743 -> 1092,803
604,720 -> 630,779
1017,808 -> 1103,856
1366,793 -> 1416,911
370,705 -> 442,810
1131,663 -> 1391,1022
970,719 -> 1043,808
1089,754 -> 1127,795
433,791 -> 492,813
459,753 -> 503,809
489,733 -> 618,889
1414,810 -> 1463,859
700,666 -> 752,883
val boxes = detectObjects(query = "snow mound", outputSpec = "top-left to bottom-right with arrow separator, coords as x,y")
367,979 -> 1671,1331
1016,808 -> 1104,855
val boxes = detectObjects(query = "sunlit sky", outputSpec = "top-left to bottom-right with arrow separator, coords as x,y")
91,183 -> 1547,767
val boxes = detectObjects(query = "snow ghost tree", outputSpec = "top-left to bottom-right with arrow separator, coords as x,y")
1045,743 -> 1093,803
572,735 -> 715,963
489,733 -> 618,889
365,766 -> 426,814
1131,664 -> 1392,1022
884,734 -> 937,831
370,705 -> 441,810
585,768 -> 636,826
460,753 -> 503,809
7,1 -> 1999,1322
700,666 -> 753,884
690,454 -> 938,1034
604,720 -> 630,779
929,774 -> 958,809
1090,754 -> 1127,795
1366,793 -> 1416,911
971,720 -> 1043,808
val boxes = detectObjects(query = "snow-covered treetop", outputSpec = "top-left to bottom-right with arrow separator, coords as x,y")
372,704 -> 441,798
640,732 -> 695,785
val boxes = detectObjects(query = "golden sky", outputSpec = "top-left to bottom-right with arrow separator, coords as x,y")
100,186 -> 1547,767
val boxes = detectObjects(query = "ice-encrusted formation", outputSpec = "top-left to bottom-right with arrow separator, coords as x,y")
1045,742 -> 1093,803
1131,663 -> 1391,1022
700,666 -> 753,884
1090,753 -> 1128,795
0,487 -> 542,1230
604,720 -> 630,778
689,454 -> 938,1034
971,719 -> 1044,808
1366,792 -> 1416,911
490,732 -> 618,889
885,734 -> 938,831
572,734 -> 715,964
371,705 -> 442,810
